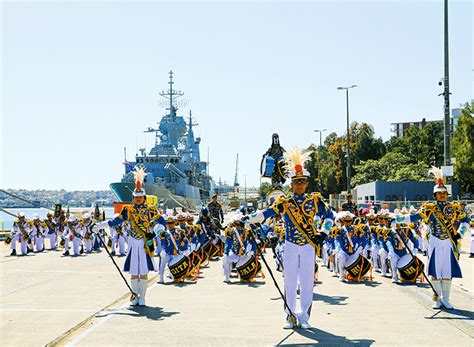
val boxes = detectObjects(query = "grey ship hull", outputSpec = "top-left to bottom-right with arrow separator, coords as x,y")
110,182 -> 202,211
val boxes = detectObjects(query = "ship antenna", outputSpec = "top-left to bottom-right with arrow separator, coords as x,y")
159,70 -> 184,116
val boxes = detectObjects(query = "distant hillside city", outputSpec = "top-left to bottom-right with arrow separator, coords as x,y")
0,189 -> 116,208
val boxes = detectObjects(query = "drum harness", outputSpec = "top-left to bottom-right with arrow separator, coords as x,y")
394,228 -> 439,301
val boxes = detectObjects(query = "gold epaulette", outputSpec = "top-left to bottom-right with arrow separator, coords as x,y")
272,195 -> 290,214
147,205 -> 159,219
419,202 -> 436,220
450,201 -> 467,218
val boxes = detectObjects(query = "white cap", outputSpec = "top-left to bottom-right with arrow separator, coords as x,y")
68,215 -> 77,222
82,212 -> 91,219
18,212 -> 25,218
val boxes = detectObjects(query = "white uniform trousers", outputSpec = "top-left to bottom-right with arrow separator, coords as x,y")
283,241 -> 315,323
370,244 -> 380,271
159,253 -> 174,276
112,236 -> 127,255
48,233 -> 57,249
10,234 -> 18,251
378,248 -> 389,275
72,237 -> 82,255
84,239 -> 93,252
34,236 -> 44,252
388,252 -> 400,280
222,252 -> 240,277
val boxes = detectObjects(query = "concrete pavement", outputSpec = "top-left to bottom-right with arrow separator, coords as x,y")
0,232 -> 473,346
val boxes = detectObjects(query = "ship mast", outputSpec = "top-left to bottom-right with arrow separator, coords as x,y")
159,70 -> 184,116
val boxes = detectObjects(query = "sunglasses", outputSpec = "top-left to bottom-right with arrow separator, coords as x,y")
292,179 -> 308,184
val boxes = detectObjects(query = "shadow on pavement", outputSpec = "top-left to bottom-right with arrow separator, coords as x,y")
426,308 -> 473,321
275,327 -> 375,346
99,306 -> 179,321
225,280 -> 266,288
344,280 -> 381,288
313,293 -> 348,306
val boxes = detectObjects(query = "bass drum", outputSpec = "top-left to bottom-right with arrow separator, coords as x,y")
260,155 -> 275,178
236,254 -> 262,282
169,254 -> 190,281
397,254 -> 424,282
344,253 -> 371,281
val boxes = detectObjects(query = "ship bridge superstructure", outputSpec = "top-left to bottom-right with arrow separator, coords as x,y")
115,71 -> 213,205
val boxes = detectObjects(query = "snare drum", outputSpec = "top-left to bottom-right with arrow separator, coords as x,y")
169,254 -> 190,281
4,235 -> 12,245
397,254 -> 424,282
236,254 -> 262,282
344,253 -> 371,281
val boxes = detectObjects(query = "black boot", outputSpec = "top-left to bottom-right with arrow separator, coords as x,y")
10,249 -> 16,256
63,250 -> 70,256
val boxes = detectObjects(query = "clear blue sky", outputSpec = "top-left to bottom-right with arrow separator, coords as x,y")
1,1 -> 472,190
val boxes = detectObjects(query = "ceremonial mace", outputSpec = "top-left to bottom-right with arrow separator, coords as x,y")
92,226 -> 138,302
245,219 -> 298,326
394,228 -> 439,301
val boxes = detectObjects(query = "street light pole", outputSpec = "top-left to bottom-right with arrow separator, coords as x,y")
337,85 -> 358,193
443,0 -> 451,166
313,129 -> 327,147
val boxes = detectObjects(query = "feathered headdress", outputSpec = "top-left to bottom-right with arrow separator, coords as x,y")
284,147 -> 310,180
428,166 -> 448,194
132,167 -> 146,197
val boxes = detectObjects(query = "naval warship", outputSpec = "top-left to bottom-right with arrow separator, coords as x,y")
110,71 -> 214,210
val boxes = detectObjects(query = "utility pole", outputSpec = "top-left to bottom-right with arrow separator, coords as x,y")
337,85 -> 358,192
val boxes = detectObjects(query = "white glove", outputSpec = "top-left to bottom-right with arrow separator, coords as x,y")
154,223 -> 165,233
248,211 -> 264,224
247,250 -> 254,257
413,248 -> 418,255
94,221 -> 109,231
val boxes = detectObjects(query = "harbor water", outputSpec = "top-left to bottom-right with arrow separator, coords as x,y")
0,207 -> 115,231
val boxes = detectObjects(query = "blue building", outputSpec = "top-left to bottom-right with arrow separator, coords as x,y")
354,180 -> 460,203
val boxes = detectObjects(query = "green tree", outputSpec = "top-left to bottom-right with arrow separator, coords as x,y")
352,152 -> 429,185
452,102 -> 474,194
258,182 -> 272,198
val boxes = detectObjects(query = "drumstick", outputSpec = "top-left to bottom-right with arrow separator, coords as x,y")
394,228 -> 439,300
246,222 -> 297,326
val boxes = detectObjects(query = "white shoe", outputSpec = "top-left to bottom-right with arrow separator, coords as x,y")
432,299 -> 442,309
157,276 -> 164,284
392,275 -> 399,283
283,321 -> 294,329
299,321 -> 312,329
441,299 -> 453,310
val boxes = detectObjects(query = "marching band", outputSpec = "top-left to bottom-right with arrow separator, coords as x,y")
3,164 -> 471,326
